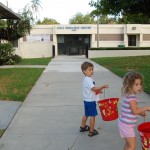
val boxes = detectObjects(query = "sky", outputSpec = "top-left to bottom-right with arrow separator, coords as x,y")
0,0 -> 95,24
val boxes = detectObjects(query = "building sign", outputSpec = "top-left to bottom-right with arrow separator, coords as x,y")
26,34 -> 50,42
57,26 -> 92,31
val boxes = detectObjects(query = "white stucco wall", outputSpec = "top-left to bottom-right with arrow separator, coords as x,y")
89,50 -> 150,58
15,25 -> 53,58
18,43 -> 52,58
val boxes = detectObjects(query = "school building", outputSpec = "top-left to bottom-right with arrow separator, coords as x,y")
15,24 -> 150,58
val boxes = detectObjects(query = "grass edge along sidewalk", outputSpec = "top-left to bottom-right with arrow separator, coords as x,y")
0,57 -> 51,102
0,68 -> 44,101
0,130 -> 4,138
91,55 -> 150,95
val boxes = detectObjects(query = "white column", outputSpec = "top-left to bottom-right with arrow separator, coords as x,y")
124,34 -> 128,47
97,0 -> 99,48
139,33 -> 143,47
53,34 -> 58,55
91,34 -> 96,48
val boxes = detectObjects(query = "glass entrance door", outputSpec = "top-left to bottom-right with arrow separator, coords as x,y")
57,34 -> 90,55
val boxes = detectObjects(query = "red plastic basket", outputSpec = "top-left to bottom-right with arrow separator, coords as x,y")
98,98 -> 119,121
138,122 -> 150,150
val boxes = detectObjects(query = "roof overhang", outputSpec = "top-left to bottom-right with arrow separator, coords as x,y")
0,2 -> 21,19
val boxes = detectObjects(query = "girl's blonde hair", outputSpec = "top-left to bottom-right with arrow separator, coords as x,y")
121,71 -> 143,95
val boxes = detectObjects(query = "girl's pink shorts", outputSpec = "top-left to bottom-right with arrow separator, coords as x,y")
118,119 -> 135,138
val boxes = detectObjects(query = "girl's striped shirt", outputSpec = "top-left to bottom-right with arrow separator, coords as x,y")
119,94 -> 138,126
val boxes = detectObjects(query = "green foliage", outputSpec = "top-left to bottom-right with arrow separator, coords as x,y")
0,17 -> 31,42
69,13 -> 96,24
0,68 -> 44,101
0,130 -> 4,137
0,43 -> 23,65
0,0 -> 41,42
0,20 -> 6,28
0,43 -> 15,65
36,17 -> 60,25
118,14 -> 150,24
89,0 -> 150,24
0,57 -> 49,102
98,15 -> 117,24
90,10 -> 118,24
24,0 -> 42,22
12,55 -> 22,63
91,56 -> 150,94
17,57 -> 51,65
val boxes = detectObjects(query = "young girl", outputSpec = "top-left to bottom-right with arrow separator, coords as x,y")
118,71 -> 150,150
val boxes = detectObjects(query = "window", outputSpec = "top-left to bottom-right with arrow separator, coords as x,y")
95,34 -> 124,41
58,35 -> 64,43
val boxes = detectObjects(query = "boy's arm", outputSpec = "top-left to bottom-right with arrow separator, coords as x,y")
91,85 -> 108,92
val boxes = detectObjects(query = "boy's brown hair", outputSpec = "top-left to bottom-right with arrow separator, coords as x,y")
81,62 -> 94,72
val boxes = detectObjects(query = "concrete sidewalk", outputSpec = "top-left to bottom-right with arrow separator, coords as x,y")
0,55 -> 150,150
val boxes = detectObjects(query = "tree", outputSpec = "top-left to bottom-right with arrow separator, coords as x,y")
90,9 -> 118,24
36,17 -> 59,25
69,13 -> 96,24
0,0 -> 42,43
89,0 -> 150,24
0,20 -> 6,28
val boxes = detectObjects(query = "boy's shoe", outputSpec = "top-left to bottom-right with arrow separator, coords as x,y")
80,125 -> 90,132
88,129 -> 99,137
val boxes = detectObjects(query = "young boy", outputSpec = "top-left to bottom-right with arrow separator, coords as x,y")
80,61 -> 108,137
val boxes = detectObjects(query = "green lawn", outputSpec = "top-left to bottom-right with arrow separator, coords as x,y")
0,130 -> 4,137
91,56 -> 150,94
17,57 -> 52,65
0,68 -> 44,101
0,57 -> 52,101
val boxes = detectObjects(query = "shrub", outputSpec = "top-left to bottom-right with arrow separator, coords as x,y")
12,54 -> 22,63
0,43 -> 15,65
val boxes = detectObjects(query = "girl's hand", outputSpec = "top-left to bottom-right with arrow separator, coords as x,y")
139,112 -> 146,117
